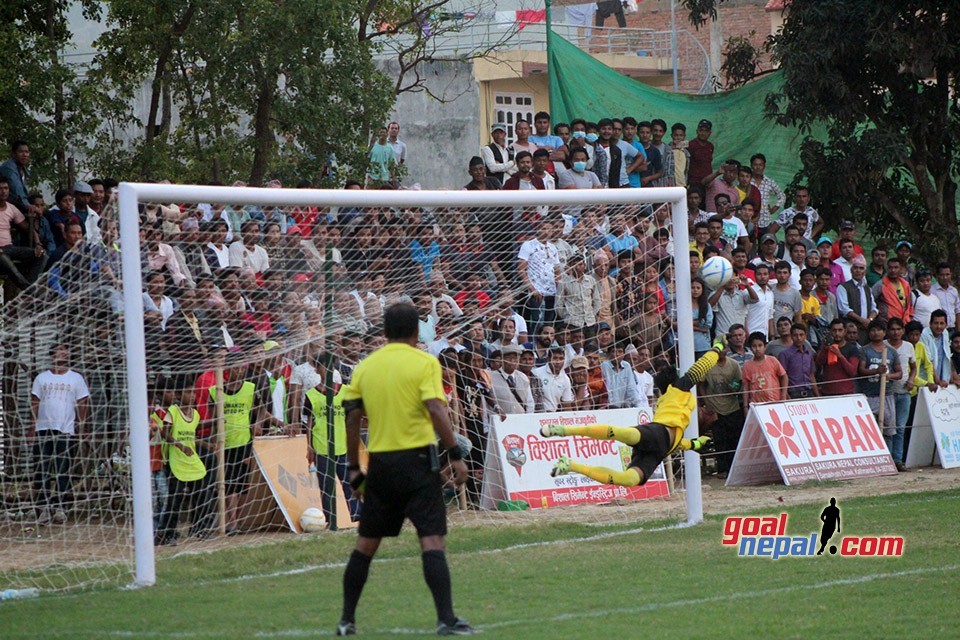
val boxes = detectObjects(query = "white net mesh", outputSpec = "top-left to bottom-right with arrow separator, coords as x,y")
1,187 -> 700,592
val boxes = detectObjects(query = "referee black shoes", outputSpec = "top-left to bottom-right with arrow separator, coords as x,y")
436,617 -> 475,635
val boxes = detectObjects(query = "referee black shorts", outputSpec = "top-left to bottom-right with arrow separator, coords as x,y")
628,423 -> 673,484
358,447 -> 446,539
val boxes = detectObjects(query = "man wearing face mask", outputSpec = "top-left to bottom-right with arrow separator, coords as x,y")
557,148 -> 601,189
568,119 -> 594,169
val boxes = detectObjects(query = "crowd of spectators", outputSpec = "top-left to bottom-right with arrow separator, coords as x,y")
4,108 -> 960,533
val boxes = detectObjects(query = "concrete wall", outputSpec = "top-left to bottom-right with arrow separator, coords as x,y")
380,59 -> 480,190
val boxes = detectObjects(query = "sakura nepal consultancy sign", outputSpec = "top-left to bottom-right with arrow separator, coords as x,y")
479,408 -> 668,509
725,394 -> 898,487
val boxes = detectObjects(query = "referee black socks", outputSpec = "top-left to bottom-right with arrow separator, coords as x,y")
341,549 -> 373,624
422,550 -> 456,626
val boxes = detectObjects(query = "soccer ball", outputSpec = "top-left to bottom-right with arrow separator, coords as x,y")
299,507 -> 327,533
699,256 -> 734,289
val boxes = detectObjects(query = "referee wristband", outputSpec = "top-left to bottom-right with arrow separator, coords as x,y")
447,446 -> 463,462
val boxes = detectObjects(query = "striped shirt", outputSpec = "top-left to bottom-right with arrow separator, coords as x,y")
751,175 -> 786,228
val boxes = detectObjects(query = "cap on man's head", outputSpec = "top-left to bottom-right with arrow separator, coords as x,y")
840,220 -> 856,230
817,236 -> 833,246
73,182 -> 93,194
598,322 -> 612,332
500,344 -> 523,356
697,119 -> 713,130
263,340 -> 280,352
623,343 -> 639,356
896,241 -> 912,250
292,273 -> 311,283
761,233 -> 777,244
570,356 -> 589,370
851,254 -> 867,267
491,123 -> 507,133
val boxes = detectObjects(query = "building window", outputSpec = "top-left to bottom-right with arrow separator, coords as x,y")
493,93 -> 534,146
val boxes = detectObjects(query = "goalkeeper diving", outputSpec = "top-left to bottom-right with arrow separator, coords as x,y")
542,339 -> 725,486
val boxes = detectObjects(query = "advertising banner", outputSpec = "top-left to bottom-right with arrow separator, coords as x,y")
251,436 -> 356,532
907,386 -> 960,469
726,395 -> 897,487
480,408 -> 668,509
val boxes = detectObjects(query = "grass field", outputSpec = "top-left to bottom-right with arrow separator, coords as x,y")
4,487 -> 960,639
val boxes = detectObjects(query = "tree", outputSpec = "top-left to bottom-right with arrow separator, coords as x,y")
87,0 -> 396,185
684,0 -> 960,268
0,1 -> 100,187
83,0 -> 508,186
358,1 -> 516,100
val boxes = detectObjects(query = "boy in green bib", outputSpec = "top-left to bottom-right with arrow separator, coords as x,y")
156,377 -> 206,546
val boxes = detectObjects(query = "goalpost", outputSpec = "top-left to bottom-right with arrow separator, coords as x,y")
117,183 -> 703,588
0,182 -> 701,593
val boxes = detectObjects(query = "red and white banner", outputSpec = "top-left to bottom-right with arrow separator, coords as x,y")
480,408 -> 668,509
726,395 -> 897,486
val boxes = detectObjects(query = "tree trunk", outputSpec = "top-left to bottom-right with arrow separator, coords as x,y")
46,0 -> 66,184
248,73 -> 277,186
944,180 -> 960,269
143,5 -> 197,177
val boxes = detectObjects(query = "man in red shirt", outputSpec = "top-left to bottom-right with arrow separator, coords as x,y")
815,318 -> 861,395
829,220 -> 864,260
687,119 -> 715,187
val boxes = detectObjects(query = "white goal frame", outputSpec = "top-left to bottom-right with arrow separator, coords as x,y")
117,182 -> 702,587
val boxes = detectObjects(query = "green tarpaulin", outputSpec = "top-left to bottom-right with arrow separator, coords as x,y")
547,30 -> 808,189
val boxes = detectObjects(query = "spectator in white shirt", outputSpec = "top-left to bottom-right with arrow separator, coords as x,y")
532,348 -> 574,412
624,344 -> 654,407
747,263 -> 776,339
31,343 -> 90,524
228,220 -> 270,274
933,263 -> 960,331
518,216 -> 562,331
387,121 -> 406,168
203,219 -> 231,270
912,269 -> 942,328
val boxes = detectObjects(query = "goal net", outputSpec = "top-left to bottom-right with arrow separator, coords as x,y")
0,184 -> 700,592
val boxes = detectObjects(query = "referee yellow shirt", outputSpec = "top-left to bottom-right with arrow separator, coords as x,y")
342,343 -> 445,452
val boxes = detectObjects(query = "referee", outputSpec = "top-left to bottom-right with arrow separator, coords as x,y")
337,303 -> 473,637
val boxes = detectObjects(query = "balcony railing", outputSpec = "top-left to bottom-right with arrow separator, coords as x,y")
378,20 -> 712,94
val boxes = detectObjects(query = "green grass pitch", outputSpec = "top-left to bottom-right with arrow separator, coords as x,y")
4,488 -> 960,639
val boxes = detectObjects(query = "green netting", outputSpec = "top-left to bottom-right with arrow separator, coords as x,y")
547,31 -> 811,188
